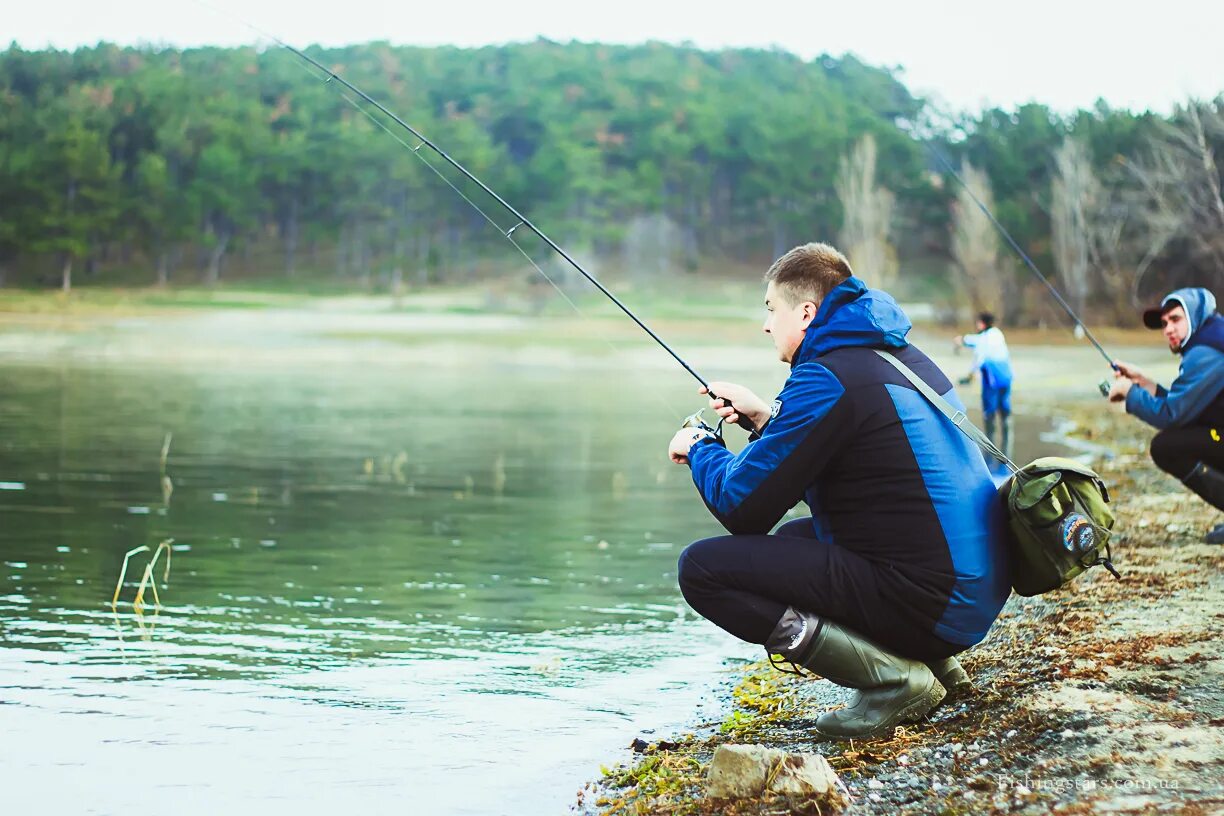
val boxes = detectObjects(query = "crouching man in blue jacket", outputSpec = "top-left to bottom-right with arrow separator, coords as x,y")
1109,287 -> 1224,543
667,243 -> 1010,740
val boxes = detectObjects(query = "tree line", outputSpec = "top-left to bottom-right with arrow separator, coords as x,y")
0,40 -> 1220,323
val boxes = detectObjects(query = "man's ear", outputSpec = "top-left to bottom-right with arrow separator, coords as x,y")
800,300 -> 819,326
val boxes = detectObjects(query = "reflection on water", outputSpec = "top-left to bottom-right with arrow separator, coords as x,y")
0,352 -> 757,814
0,326 -> 1069,814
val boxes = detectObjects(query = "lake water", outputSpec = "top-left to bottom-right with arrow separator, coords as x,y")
0,308 -> 1071,814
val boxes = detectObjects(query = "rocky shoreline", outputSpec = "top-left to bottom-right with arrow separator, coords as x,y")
576,409 -> 1224,815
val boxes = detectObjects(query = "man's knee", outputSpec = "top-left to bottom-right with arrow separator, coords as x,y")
1150,430 -> 1191,477
677,539 -> 716,596
1149,431 -> 1171,472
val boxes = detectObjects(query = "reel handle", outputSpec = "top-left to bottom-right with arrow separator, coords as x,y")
1099,359 -> 1123,399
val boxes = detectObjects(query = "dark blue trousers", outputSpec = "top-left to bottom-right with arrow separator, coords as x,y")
678,519 -> 963,662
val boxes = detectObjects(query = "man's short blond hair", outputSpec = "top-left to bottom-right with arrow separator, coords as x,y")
764,243 -> 853,306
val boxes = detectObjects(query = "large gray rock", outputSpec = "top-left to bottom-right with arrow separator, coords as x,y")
706,744 -> 842,801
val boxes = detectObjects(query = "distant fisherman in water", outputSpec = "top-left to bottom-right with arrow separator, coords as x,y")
666,243 -> 1010,740
1109,287 -> 1224,544
955,312 -> 1014,461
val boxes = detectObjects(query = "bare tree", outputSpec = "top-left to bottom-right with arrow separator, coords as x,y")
1124,98 -> 1224,297
950,159 -> 1008,320
1051,137 -> 1097,317
1083,193 -> 1142,322
836,134 -> 898,288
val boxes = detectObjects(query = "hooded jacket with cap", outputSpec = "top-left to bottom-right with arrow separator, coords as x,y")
686,277 -> 1010,647
1126,287 -> 1224,429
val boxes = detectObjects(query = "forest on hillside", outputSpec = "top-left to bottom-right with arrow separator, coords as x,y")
0,40 -> 1221,322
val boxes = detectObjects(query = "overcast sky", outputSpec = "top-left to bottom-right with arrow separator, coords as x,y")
6,0 -> 1222,115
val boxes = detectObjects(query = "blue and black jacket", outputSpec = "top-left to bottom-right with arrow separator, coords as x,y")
1126,287 -> 1224,429
687,277 -> 1010,647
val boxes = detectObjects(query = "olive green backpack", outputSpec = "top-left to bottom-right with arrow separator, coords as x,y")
876,351 -> 1120,596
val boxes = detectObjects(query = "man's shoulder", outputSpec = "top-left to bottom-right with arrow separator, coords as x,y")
785,359 -> 842,389
1180,343 -> 1224,370
802,346 -> 877,383
803,344 -> 940,391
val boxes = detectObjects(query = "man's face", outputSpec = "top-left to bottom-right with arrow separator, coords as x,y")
763,281 -> 817,363
1160,304 -> 1190,350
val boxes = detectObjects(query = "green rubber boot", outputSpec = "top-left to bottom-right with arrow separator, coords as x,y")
984,412 -> 998,448
765,608 -> 946,740
1182,464 -> 1224,543
927,656 -> 973,702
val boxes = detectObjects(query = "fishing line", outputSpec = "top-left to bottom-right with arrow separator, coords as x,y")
188,0 -> 745,426
282,41 -> 715,386
922,140 -> 1118,371
314,70 -> 689,420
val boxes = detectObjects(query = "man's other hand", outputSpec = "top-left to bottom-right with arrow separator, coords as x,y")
669,428 -> 712,465
1108,376 -> 1134,403
1113,361 -> 1154,390
701,382 -> 770,430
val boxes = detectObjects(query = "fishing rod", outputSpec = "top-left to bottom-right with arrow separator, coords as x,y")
922,140 -> 1119,395
246,32 -> 755,434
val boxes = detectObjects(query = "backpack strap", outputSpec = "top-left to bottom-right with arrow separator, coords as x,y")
873,349 -> 1020,475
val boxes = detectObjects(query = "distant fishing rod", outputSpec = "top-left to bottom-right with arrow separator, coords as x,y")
245,33 -> 755,433
924,143 -> 1119,393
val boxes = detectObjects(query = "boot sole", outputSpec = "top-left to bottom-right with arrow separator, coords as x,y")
814,678 -> 947,741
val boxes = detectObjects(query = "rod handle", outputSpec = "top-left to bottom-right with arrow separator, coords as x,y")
733,414 -> 757,433
707,390 -> 760,435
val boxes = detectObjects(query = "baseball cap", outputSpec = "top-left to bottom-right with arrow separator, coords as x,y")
1142,296 -> 1184,329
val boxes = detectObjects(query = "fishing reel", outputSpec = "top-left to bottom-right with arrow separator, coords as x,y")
1098,380 -> 1111,398
681,409 -> 723,440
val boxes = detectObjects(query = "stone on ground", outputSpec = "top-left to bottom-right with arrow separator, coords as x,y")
706,743 -> 842,803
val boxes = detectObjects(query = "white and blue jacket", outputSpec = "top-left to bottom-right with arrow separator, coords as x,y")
963,327 -> 1013,391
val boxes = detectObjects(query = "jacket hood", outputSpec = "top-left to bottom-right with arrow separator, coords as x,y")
1162,287 -> 1218,351
792,276 -> 911,366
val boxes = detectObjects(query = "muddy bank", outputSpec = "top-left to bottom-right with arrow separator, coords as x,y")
578,409 -> 1224,815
